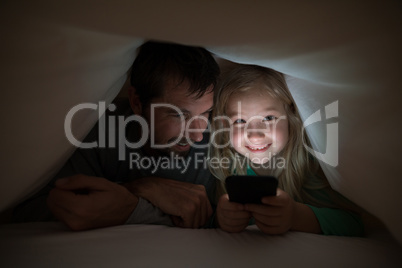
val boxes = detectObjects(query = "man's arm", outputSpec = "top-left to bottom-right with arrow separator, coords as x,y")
14,155 -> 213,230
47,175 -> 138,230
124,177 -> 213,228
45,174 -> 212,230
12,139 -> 104,223
12,120 -> 143,229
14,102 -> 213,229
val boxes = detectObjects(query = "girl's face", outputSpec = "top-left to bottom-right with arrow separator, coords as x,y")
226,86 -> 289,165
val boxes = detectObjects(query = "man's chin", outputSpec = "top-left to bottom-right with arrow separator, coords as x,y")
153,145 -> 191,158
143,140 -> 192,157
168,146 -> 191,157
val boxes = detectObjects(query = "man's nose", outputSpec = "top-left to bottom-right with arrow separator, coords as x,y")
187,118 -> 207,142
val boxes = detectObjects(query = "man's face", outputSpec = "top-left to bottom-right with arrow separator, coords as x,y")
142,80 -> 214,157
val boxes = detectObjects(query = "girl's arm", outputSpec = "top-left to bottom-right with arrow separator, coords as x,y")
303,186 -> 365,236
246,188 -> 364,236
303,205 -> 364,236
291,202 -> 321,233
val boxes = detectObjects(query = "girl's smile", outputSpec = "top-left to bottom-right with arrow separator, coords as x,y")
245,143 -> 271,153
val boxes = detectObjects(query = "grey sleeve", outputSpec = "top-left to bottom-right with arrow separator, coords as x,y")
12,143 -> 103,222
13,125 -> 108,222
125,197 -> 173,226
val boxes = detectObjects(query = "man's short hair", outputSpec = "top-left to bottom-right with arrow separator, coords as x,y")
130,41 -> 220,106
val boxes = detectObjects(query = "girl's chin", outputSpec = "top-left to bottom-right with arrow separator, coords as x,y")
249,158 -> 271,165
235,151 -> 272,165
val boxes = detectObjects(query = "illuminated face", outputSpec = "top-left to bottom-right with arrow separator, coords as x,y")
226,86 -> 289,165
142,80 -> 214,157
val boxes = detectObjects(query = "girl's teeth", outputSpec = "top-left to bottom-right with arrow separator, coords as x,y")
250,146 -> 266,150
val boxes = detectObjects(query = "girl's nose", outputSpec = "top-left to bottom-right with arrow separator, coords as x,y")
246,129 -> 266,140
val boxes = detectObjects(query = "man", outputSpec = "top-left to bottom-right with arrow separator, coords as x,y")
14,41 -> 220,230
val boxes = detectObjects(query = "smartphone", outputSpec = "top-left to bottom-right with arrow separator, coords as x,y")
225,175 -> 278,204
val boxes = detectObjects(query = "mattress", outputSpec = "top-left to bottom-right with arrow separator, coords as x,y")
1,222 -> 401,268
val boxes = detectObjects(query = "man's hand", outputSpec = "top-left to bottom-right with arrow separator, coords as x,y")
124,177 -> 212,228
47,175 -> 138,231
216,194 -> 251,233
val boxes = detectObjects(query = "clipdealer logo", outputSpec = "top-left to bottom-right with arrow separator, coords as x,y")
64,102 -> 209,161
303,101 -> 339,167
64,101 -> 339,167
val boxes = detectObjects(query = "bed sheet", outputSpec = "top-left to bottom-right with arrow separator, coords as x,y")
0,222 -> 401,268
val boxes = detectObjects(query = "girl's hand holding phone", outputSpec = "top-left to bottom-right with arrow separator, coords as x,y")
216,194 -> 252,233
245,189 -> 295,235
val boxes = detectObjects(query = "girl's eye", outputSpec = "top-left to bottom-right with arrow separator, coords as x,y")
263,115 -> 276,122
233,118 -> 246,124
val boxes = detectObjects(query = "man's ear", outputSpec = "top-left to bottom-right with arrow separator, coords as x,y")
128,86 -> 142,115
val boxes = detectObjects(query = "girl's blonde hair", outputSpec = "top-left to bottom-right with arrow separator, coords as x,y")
209,64 -> 349,209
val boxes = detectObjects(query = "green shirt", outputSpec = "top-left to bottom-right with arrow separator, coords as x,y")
246,166 -> 364,236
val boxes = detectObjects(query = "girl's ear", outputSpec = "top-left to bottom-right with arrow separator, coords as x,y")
128,86 -> 142,115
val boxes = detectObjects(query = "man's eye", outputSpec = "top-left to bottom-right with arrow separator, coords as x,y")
263,115 -> 276,122
171,113 -> 185,119
233,119 -> 246,124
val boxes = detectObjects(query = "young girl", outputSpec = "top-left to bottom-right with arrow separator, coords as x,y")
209,64 -> 364,236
